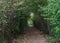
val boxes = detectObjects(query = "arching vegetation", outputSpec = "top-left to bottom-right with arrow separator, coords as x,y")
0,0 -> 60,43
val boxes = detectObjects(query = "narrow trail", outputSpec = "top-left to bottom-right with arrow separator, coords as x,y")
13,27 -> 49,43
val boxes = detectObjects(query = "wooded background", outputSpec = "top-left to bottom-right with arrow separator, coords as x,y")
0,0 -> 60,43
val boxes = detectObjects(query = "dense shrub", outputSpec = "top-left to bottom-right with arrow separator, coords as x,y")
1,0 -> 60,43
42,0 -> 60,40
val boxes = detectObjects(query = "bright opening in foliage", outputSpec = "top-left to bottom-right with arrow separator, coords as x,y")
28,13 -> 34,27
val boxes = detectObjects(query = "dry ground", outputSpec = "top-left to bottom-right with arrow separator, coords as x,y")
13,27 -> 49,43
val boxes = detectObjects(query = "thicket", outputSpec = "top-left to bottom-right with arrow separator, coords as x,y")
50,0 -> 60,39
0,0 -> 60,43
42,0 -> 60,43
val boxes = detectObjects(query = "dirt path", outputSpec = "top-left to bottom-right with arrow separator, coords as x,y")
13,27 -> 49,43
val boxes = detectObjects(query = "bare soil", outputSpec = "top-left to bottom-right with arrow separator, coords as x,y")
13,27 -> 49,43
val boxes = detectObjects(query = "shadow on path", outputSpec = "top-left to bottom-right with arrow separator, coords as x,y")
13,27 -> 49,43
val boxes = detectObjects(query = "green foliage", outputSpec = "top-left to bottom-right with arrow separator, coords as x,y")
42,0 -> 60,39
0,12 -> 7,25
48,37 -> 56,43
1,0 -> 60,43
0,0 -> 30,33
24,0 -> 48,12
